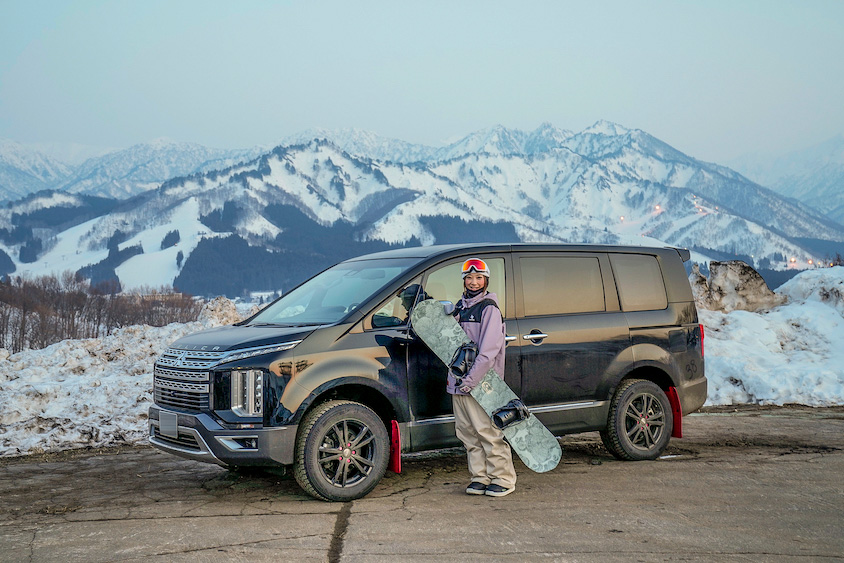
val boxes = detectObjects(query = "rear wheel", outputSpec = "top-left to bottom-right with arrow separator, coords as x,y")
601,379 -> 673,461
294,400 -> 389,501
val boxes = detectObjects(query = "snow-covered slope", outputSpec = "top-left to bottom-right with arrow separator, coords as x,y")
729,135 -> 844,224
2,122 -> 843,294
59,139 -> 264,199
0,140 -> 73,201
2,268 -> 843,457
0,138 -> 265,202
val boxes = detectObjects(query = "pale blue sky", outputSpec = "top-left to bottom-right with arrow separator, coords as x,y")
1,0 -> 842,163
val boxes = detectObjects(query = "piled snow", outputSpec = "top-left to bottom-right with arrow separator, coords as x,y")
0,298 -> 243,457
701,266 -> 844,406
1,269 -> 844,457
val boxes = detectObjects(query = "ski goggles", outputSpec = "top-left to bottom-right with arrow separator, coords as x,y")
461,258 -> 490,278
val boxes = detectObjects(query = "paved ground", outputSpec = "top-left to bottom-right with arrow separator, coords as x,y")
1,406 -> 843,562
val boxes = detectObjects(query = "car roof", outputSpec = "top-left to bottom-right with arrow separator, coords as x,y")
346,243 -> 690,262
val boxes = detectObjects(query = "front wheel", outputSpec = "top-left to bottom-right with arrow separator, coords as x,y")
294,400 -> 389,501
601,379 -> 673,461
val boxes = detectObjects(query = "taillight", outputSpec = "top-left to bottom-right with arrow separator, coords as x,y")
699,323 -> 704,358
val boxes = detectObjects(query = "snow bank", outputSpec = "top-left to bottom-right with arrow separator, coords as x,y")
0,298 -> 243,457
701,266 -> 844,406
2,268 -> 844,457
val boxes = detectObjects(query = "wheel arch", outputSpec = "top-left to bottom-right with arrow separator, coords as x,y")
618,363 -> 676,393
615,363 -> 683,439
296,379 -> 400,434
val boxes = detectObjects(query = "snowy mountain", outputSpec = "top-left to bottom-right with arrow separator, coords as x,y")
2,122 -> 843,296
58,139 -> 265,199
729,135 -> 844,225
0,140 -> 73,201
284,123 -> 575,163
0,139 -> 265,202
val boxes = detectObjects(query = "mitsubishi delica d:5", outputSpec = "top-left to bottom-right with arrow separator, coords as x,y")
149,243 -> 707,501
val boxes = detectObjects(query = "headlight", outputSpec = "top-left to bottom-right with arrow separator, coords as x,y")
215,340 -> 302,366
231,369 -> 264,417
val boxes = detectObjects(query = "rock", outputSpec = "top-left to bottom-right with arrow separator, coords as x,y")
691,261 -> 786,312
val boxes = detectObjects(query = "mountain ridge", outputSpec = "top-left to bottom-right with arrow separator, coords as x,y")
1,123 -> 843,296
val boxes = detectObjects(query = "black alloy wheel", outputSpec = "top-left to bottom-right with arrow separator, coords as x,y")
601,379 -> 673,461
294,400 -> 389,501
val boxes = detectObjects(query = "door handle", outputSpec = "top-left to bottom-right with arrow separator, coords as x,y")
523,333 -> 549,341
505,335 -> 517,342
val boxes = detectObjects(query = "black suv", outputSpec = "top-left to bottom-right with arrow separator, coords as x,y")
150,244 -> 706,501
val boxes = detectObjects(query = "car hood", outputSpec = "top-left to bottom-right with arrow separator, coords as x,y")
168,324 -> 317,352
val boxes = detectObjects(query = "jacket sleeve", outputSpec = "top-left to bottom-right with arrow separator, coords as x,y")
461,304 -> 505,389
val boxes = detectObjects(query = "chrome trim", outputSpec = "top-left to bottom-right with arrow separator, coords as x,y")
523,333 -> 549,340
409,401 -> 606,425
529,400 -> 607,414
157,348 -> 227,370
153,378 -> 209,393
153,366 -> 209,381
156,340 -> 303,370
409,415 -> 455,427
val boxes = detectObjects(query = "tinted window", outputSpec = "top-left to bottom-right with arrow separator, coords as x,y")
370,278 -> 422,328
610,254 -> 668,311
248,258 -> 416,325
520,256 -> 604,316
423,257 -> 506,313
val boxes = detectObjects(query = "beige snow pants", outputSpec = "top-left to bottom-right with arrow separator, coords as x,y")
452,393 -> 517,488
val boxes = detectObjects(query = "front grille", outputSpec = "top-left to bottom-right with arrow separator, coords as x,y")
153,348 -> 226,413
152,427 -> 201,451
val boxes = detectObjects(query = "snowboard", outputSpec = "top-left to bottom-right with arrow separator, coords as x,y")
410,299 -> 562,473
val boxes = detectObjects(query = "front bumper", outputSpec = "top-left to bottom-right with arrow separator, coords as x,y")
148,406 -> 298,467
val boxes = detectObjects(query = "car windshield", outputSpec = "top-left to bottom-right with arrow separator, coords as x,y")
246,258 -> 416,326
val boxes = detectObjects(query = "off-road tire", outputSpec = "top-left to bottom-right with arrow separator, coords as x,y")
601,379 -> 673,461
294,400 -> 389,502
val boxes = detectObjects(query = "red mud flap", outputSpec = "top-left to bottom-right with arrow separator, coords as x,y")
388,419 -> 401,473
666,386 -> 683,438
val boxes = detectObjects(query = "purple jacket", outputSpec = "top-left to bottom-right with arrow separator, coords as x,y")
447,291 -> 506,395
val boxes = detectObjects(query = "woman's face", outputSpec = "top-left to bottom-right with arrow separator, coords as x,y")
464,273 -> 486,292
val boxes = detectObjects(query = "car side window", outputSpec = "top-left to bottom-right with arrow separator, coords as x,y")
422,257 -> 506,312
371,278 -> 422,328
609,254 -> 668,311
520,256 -> 605,316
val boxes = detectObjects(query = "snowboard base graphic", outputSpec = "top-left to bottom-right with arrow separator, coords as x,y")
410,299 -> 562,473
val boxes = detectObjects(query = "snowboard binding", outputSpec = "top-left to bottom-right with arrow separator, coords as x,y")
491,399 -> 531,430
449,342 -> 478,385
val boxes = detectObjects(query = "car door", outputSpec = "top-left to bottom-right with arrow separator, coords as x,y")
405,253 -> 519,448
513,252 -> 630,413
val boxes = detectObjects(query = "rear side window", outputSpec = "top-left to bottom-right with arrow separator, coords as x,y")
519,256 -> 605,316
609,254 -> 668,311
